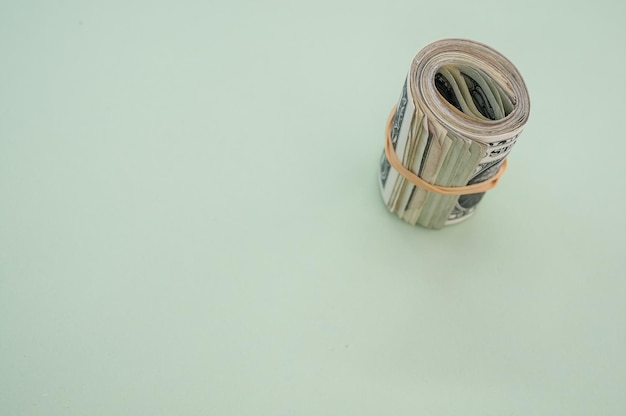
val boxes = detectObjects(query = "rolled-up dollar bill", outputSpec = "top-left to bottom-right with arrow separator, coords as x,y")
379,39 -> 530,229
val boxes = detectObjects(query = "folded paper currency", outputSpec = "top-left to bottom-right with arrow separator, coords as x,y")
379,39 -> 530,229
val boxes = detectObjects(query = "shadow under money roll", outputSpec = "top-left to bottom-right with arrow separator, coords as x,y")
379,38 -> 530,229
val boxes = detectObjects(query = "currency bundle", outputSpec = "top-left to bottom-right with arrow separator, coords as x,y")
379,39 -> 531,229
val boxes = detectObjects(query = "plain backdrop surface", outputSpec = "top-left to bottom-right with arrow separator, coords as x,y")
1,1 -> 625,414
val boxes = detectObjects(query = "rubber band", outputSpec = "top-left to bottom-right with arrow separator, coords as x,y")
384,106 -> 508,196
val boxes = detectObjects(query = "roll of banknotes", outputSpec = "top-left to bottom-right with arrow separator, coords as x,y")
379,39 -> 530,229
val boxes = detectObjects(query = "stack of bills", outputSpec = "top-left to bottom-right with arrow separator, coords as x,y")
379,39 -> 530,229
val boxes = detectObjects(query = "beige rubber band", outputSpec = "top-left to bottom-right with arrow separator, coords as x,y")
384,106 -> 508,195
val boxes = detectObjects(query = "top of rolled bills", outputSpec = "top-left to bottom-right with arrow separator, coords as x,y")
411,38 -> 530,144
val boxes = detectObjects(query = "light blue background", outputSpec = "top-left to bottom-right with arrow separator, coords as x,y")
1,1 -> 625,414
